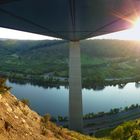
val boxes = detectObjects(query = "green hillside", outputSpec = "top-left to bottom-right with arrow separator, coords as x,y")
0,39 -> 140,86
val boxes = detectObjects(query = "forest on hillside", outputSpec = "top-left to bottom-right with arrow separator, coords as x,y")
0,39 -> 140,87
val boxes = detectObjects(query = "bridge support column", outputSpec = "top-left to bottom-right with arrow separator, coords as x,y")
69,41 -> 83,132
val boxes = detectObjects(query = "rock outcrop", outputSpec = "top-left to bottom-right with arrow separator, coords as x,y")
0,92 -> 99,140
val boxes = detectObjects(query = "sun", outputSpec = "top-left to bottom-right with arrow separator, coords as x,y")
126,18 -> 140,40
133,18 -> 140,30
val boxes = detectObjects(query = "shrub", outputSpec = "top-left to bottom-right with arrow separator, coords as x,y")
0,78 -> 11,94
42,114 -> 51,123
111,125 -> 124,140
110,121 -> 140,140
132,130 -> 140,140
21,98 -> 30,106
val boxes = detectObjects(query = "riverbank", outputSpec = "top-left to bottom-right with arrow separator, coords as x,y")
1,72 -> 140,89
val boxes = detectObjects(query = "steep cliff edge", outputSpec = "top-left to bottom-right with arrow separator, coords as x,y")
0,92 -> 103,140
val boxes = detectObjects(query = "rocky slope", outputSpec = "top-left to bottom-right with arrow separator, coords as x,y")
0,91 -> 107,140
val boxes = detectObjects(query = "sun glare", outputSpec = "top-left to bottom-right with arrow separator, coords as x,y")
133,18 -> 140,30
129,18 -> 140,40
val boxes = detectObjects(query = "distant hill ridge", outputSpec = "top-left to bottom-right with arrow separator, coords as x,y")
0,39 -> 140,57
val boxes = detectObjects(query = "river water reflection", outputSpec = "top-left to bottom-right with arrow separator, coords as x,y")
6,80 -> 140,117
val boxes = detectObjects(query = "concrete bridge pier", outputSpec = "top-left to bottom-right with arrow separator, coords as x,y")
69,41 -> 83,132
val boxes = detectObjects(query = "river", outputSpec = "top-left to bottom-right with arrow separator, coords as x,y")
6,80 -> 140,117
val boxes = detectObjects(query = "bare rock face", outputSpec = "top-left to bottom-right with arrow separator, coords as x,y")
0,92 -> 58,140
0,92 -> 97,140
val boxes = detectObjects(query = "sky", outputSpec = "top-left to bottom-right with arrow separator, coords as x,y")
0,27 -> 56,40
91,28 -> 140,40
0,19 -> 140,40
